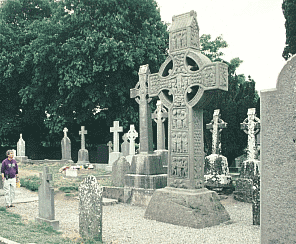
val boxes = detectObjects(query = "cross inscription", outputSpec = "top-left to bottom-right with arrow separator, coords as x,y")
110,121 -> 123,153
79,126 -> 87,150
147,11 -> 228,189
206,109 -> 227,155
130,65 -> 153,154
240,108 -> 260,161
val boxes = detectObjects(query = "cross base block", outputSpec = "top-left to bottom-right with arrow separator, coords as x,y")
144,187 -> 230,229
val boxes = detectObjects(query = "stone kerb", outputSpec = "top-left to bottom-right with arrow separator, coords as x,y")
79,175 -> 103,242
260,54 -> 296,244
36,166 -> 59,230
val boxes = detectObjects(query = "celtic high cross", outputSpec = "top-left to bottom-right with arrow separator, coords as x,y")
146,11 -> 228,189
206,109 -> 227,155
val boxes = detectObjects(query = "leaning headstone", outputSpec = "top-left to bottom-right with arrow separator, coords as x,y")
77,126 -> 90,165
233,108 -> 260,203
261,54 -> 296,243
121,133 -> 130,157
15,134 -> 28,163
61,128 -> 73,163
36,166 -> 59,230
79,175 -> 103,242
143,11 -> 230,228
125,124 -> 138,164
106,121 -> 123,171
204,109 -> 232,193
111,156 -> 130,187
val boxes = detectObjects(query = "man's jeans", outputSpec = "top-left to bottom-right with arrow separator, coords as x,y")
3,178 -> 16,206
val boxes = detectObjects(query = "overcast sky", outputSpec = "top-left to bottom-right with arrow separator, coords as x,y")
155,0 -> 287,94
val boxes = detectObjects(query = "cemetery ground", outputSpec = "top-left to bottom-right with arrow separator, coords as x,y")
0,162 -> 260,244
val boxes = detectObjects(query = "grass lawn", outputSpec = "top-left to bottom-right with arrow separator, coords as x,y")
18,162 -> 112,195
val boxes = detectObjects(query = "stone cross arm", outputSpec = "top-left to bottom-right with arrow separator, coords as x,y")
206,121 -> 227,130
240,123 -> 261,130
148,62 -> 228,98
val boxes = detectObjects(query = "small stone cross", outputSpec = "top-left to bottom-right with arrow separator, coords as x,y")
127,125 -> 138,155
206,109 -> 227,155
107,141 -> 113,153
152,100 -> 168,150
79,126 -> 87,150
240,108 -> 260,161
110,121 -> 123,153
63,127 -> 68,138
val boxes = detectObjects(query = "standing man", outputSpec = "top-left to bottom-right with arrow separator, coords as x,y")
1,150 -> 18,208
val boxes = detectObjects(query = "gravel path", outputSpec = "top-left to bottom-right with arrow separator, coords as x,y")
0,187 -> 260,244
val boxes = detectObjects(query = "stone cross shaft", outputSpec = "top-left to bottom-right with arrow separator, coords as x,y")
79,126 -> 87,150
63,127 -> 68,138
110,121 -> 123,153
127,124 -> 138,156
147,11 -> 228,189
152,100 -> 168,150
130,65 -> 153,154
240,108 -> 260,161
206,109 -> 227,155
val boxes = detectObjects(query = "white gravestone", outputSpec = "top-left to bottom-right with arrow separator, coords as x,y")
61,128 -> 73,163
15,134 -> 28,163
66,168 -> 78,177
126,124 -> 138,164
77,126 -> 90,165
106,121 -> 123,171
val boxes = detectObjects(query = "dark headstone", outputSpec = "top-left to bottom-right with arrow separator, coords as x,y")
95,145 -> 109,164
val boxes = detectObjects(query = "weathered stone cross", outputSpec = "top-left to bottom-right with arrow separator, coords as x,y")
79,126 -> 87,150
127,124 -> 138,156
206,109 -> 227,155
240,108 -> 260,161
147,11 -> 228,189
152,100 -> 168,150
130,65 -> 153,154
63,127 -> 68,138
110,121 -> 123,153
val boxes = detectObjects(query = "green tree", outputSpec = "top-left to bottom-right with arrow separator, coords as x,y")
282,0 -> 296,60
0,0 -> 169,147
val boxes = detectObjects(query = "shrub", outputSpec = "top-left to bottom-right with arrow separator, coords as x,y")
20,175 -> 41,191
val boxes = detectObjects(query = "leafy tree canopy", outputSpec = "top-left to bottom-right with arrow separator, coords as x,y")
282,0 -> 296,60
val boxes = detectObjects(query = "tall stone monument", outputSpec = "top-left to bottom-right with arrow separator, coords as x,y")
15,134 -> 28,163
77,126 -> 90,165
144,11 -> 230,228
260,54 -> 296,243
152,100 -> 169,169
61,128 -> 73,163
36,166 -> 59,230
204,109 -> 232,192
106,121 -> 123,171
233,108 -> 260,203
